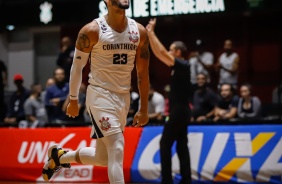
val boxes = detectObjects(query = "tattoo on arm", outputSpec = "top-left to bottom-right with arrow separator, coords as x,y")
76,33 -> 90,51
140,34 -> 150,60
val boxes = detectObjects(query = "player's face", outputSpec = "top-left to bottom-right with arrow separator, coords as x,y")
220,84 -> 232,99
240,86 -> 250,98
111,0 -> 130,9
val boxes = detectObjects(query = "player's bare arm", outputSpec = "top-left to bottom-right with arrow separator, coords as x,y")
146,18 -> 175,67
66,21 -> 99,117
133,23 -> 150,127
75,21 -> 99,52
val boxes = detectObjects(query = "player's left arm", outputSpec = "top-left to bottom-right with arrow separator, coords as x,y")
133,23 -> 150,127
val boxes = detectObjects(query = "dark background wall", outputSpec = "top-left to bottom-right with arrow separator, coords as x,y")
1,0 -> 281,103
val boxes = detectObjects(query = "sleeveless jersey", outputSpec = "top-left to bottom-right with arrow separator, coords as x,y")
219,52 -> 238,84
89,16 -> 140,93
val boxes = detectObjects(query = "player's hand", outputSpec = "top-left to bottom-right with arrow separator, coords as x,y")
132,111 -> 149,127
66,99 -> 79,118
146,18 -> 157,33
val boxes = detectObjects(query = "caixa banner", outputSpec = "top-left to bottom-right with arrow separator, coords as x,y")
131,125 -> 282,184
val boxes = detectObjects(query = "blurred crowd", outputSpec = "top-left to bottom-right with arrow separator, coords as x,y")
0,37 -> 281,128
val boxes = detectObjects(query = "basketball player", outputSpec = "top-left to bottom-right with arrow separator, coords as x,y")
146,18 -> 192,184
42,0 -> 150,183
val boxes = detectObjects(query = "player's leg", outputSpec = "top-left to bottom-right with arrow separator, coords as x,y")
99,91 -> 128,184
102,132 -> 125,184
42,138 -> 108,181
59,138 -> 108,166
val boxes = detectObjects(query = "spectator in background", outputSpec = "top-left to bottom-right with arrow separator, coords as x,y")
56,36 -> 75,82
45,68 -> 69,123
192,73 -> 218,122
22,83 -> 48,128
213,83 -> 239,122
237,84 -> 261,119
189,39 -> 214,91
216,39 -> 239,87
41,77 -> 55,105
4,74 -> 30,124
272,83 -> 282,104
0,60 -> 7,121
127,86 -> 139,126
145,84 -> 165,125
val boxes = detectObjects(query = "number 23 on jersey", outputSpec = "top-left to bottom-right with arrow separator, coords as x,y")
113,53 -> 127,64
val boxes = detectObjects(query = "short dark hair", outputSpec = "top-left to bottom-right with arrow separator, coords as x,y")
30,83 -> 40,94
240,83 -> 252,93
53,67 -> 65,75
196,72 -> 207,79
220,83 -> 234,92
172,41 -> 187,58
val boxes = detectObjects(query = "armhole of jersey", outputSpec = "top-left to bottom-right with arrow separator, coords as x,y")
128,17 -> 141,46
93,18 -> 102,41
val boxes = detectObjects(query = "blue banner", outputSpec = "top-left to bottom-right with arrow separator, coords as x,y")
131,125 -> 282,184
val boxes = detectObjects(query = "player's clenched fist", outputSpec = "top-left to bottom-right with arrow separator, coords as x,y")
133,111 -> 149,127
66,99 -> 79,118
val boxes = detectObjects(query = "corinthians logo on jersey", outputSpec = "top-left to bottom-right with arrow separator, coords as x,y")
128,31 -> 139,43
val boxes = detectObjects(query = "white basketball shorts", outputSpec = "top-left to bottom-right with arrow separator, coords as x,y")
86,85 -> 130,139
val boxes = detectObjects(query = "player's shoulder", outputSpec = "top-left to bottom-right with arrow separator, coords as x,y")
80,20 -> 100,34
133,21 -> 147,44
77,20 -> 100,45
135,21 -> 146,34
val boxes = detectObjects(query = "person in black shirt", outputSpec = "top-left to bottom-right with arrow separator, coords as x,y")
4,74 -> 30,124
0,60 -> 7,121
56,36 -> 75,82
146,18 -> 192,184
213,83 -> 239,121
192,73 -> 218,122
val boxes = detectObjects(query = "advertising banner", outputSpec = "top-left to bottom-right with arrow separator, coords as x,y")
0,127 -> 142,182
131,125 -> 282,184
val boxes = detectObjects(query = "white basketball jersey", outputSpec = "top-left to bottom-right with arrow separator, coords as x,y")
89,16 -> 140,93
219,52 -> 238,84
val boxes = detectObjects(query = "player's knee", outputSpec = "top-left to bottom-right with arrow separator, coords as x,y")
113,139 -> 124,159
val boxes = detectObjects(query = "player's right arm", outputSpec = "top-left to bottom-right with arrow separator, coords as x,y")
66,21 -> 99,117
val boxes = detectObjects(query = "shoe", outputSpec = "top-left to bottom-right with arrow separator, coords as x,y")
42,144 -> 71,181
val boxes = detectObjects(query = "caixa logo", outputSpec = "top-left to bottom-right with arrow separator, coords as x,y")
132,126 -> 282,183
17,133 -> 96,164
